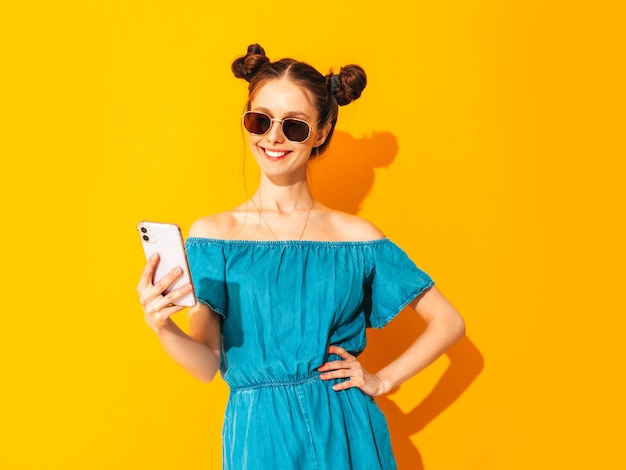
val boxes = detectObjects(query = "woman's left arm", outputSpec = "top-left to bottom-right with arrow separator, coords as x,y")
319,286 -> 465,397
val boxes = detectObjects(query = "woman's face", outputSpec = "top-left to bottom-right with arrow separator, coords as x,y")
247,78 -> 329,183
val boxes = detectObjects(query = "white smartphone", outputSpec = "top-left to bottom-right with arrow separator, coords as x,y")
137,221 -> 197,308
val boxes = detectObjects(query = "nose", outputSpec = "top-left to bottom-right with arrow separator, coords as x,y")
265,119 -> 285,142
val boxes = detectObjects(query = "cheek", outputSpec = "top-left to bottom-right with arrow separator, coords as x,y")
247,135 -> 261,149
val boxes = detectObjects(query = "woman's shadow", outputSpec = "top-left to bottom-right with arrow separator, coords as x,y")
309,130 -> 484,470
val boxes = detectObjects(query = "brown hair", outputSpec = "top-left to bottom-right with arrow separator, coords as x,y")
231,44 -> 367,156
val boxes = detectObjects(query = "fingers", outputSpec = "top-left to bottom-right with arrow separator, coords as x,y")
320,363 -> 365,392
137,253 -> 160,292
328,345 -> 353,360
153,267 -> 184,297
318,345 -> 360,390
319,362 -> 361,380
137,254 -> 193,330
143,283 -> 191,329
318,345 -> 355,372
137,256 -> 184,305
166,283 -> 193,308
318,345 -> 383,396
318,359 -> 353,372
146,282 -> 193,313
331,375 -> 361,392
147,302 -> 185,324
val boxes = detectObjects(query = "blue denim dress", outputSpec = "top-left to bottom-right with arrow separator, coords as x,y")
185,238 -> 434,470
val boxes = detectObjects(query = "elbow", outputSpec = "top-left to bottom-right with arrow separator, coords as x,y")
437,307 -> 465,346
192,350 -> 222,383
197,373 -> 218,384
452,312 -> 466,343
193,366 -> 220,384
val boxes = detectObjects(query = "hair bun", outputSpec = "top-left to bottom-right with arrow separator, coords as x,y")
333,65 -> 367,106
231,44 -> 270,82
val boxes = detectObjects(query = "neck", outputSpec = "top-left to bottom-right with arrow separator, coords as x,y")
254,176 -> 314,213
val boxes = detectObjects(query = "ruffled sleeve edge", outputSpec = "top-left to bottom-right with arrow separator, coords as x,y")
368,280 -> 435,329
196,298 -> 226,319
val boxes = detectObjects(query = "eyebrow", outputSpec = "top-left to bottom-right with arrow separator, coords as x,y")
253,107 -> 311,120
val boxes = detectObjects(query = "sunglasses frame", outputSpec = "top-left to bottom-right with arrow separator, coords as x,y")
242,111 -> 312,143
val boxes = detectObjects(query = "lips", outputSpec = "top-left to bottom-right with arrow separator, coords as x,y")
263,148 -> 290,160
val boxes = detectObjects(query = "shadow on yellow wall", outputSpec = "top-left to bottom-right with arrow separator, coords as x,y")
309,130 -> 398,213
310,130 -> 484,468
367,319 -> 484,468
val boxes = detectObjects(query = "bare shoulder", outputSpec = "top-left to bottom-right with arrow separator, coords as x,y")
188,201 -> 257,239
188,211 -> 237,239
317,208 -> 385,241
188,203 -> 385,242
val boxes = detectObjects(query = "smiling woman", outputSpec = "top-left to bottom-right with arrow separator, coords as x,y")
243,78 -> 326,185
136,43 -> 465,470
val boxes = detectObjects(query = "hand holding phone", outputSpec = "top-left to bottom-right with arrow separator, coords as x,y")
137,221 -> 197,308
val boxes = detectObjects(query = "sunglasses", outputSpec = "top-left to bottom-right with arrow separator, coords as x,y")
242,111 -> 312,143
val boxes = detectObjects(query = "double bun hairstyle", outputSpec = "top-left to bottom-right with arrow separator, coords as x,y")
231,44 -> 367,156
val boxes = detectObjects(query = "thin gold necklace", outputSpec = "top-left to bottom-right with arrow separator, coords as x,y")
250,197 -> 314,241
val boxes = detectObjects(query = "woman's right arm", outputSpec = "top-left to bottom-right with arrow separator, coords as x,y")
137,253 -> 222,383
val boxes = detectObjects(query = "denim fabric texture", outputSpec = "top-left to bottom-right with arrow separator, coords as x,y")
185,238 -> 434,470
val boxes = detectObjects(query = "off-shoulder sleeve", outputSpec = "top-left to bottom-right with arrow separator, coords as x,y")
364,240 -> 434,328
185,238 -> 227,318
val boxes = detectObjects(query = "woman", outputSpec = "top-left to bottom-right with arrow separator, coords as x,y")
137,44 -> 465,469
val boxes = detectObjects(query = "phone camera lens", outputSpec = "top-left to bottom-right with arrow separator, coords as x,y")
140,227 -> 148,233
142,235 -> 149,241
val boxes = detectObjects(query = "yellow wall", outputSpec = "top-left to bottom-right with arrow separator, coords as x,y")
2,1 -> 624,468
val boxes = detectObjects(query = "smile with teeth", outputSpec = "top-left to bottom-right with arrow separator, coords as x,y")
264,148 -> 290,159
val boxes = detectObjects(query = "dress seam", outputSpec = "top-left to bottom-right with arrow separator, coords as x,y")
229,371 -> 322,392
186,237 -> 390,247
295,385 -> 320,470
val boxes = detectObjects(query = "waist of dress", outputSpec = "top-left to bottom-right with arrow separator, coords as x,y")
228,370 -> 323,392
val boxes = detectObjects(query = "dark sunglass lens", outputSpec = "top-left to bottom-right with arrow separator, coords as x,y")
244,113 -> 271,134
283,119 -> 309,142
